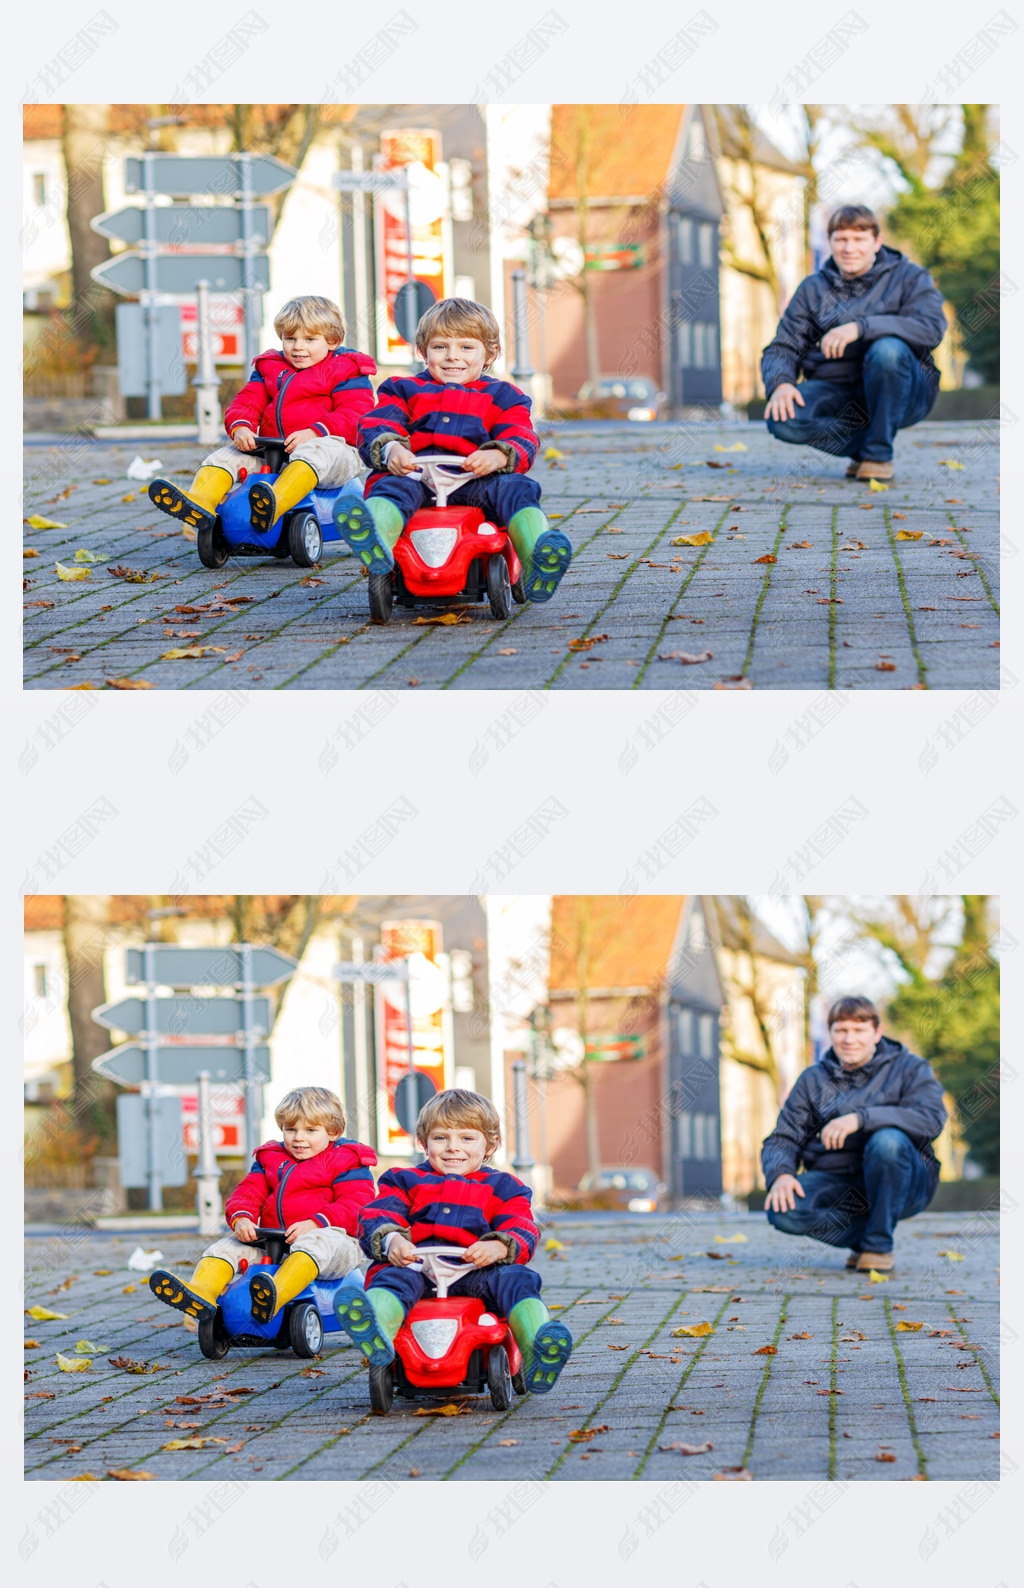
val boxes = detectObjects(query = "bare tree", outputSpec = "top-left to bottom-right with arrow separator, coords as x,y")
61,104 -> 116,354
63,894 -> 115,1132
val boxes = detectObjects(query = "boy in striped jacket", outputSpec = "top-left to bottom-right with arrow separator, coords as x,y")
335,1089 -> 573,1393
334,298 -> 571,602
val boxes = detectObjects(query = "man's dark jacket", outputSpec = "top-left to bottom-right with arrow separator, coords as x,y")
761,246 -> 947,399
761,1035 -> 946,1193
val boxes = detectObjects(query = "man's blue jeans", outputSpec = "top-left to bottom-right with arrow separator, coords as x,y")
765,336 -> 936,463
765,1128 -> 934,1253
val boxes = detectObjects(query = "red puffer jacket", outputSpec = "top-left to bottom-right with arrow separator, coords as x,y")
223,346 -> 377,445
224,1138 -> 377,1234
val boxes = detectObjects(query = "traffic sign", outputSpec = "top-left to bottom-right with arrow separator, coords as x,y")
333,170 -> 409,193
115,302 -> 185,398
125,153 -> 296,198
393,279 -> 436,346
117,1095 -> 187,1189
94,1043 -> 272,1086
125,945 -> 296,987
334,960 -> 409,984
92,204 -> 272,247
92,252 -> 271,296
92,995 -> 271,1037
394,1070 -> 437,1135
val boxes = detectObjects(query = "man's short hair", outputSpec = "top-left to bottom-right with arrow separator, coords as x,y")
275,1086 -> 347,1137
827,205 -> 880,238
827,995 -> 880,1028
415,297 -> 502,365
415,1087 -> 502,1151
274,295 -> 346,345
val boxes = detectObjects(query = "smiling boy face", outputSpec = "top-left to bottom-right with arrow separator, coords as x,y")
420,334 -> 493,385
422,1125 -> 495,1175
281,330 -> 337,371
282,1119 -> 332,1158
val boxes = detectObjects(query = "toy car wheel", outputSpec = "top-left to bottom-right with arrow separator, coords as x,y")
367,571 -> 394,624
197,1312 -> 231,1360
511,1364 -> 528,1396
368,1362 -> 395,1415
288,510 -> 323,568
511,567 -> 527,605
197,522 -> 229,569
486,555 -> 513,619
288,1301 -> 324,1358
487,1344 -> 514,1411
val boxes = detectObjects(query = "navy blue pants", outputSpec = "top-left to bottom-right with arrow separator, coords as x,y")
765,336 -> 936,462
765,1128 -> 934,1254
367,470 -> 542,528
369,1261 -> 542,1318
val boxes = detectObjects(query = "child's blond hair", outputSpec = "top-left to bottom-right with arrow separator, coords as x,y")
274,295 -> 346,346
275,1086 -> 346,1137
415,298 -> 501,367
415,1088 -> 501,1152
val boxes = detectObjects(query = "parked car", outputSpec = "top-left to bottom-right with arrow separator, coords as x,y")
574,1167 -> 669,1212
557,377 -> 668,422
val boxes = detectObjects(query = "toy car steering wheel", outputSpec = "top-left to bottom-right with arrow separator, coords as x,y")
405,1244 -> 476,1298
406,454 -> 476,508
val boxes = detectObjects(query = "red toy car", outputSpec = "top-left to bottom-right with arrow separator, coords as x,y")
361,456 -> 527,625
366,1247 -> 527,1415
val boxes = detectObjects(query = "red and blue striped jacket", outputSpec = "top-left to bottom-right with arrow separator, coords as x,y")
359,1161 -> 539,1276
223,346 -> 376,445
224,1138 -> 377,1235
358,370 -> 538,477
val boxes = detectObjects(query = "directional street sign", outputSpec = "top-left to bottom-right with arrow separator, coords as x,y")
94,1043 -> 272,1086
333,170 -> 409,193
125,945 -> 296,987
92,252 -> 271,296
92,205 -> 271,247
117,1095 -> 186,1189
115,302 -> 185,398
334,960 -> 409,984
93,995 -> 272,1037
125,153 -> 296,198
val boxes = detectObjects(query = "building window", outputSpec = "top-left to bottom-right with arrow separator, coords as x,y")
33,964 -> 48,999
677,1007 -> 694,1054
32,173 -> 47,208
676,1111 -> 692,1158
693,322 -> 706,368
678,217 -> 694,265
699,1014 -> 715,1061
698,223 -> 715,269
706,324 -> 719,367
676,320 -> 692,368
687,118 -> 705,159
693,1112 -> 707,1158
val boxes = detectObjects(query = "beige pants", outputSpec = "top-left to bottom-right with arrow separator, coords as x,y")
204,436 -> 364,490
204,1226 -> 363,1280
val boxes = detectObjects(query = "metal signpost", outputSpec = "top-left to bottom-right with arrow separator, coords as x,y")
510,268 -> 534,383
93,942 -> 296,1214
509,1058 -> 535,1178
194,1071 -> 222,1237
92,152 -> 295,421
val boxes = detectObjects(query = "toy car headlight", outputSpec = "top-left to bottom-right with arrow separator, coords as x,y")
478,1313 -> 499,1327
410,1318 -> 459,1357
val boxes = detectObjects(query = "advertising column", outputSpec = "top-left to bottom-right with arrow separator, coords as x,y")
374,919 -> 453,1156
374,128 -> 448,364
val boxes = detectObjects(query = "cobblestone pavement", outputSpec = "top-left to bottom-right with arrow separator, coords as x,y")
23,418 -> 999,691
24,1210 -> 998,1482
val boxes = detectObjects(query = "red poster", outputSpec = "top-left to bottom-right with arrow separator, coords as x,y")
375,129 -> 447,364
375,919 -> 451,1154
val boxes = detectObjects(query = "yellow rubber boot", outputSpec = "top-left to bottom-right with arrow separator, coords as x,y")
149,1256 -> 233,1322
249,1251 -> 320,1323
248,459 -> 319,533
148,466 -> 232,533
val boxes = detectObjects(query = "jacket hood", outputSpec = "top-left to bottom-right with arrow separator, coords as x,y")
818,1032 -> 905,1084
252,346 -> 376,379
820,244 -> 904,289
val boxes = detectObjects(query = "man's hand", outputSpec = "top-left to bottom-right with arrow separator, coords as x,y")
231,426 -> 258,453
462,1238 -> 508,1268
386,442 -> 420,476
764,1174 -> 805,1213
820,1112 -> 861,1150
284,428 -> 317,454
765,383 -> 805,423
821,322 -> 860,359
231,1217 -> 258,1243
386,1234 -> 419,1266
284,1218 -> 318,1243
461,448 -> 505,477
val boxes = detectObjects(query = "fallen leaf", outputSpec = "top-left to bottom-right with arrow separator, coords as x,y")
299,576 -> 324,587
712,1467 -> 752,1480
817,1389 -> 843,1396
938,459 -> 965,469
25,599 -> 56,608
543,446 -> 566,463
858,504 -> 875,510
875,661 -> 897,672
867,1270 -> 890,1283
412,610 -> 471,626
568,1425 -> 610,1442
713,442 -> 747,452
875,1451 -> 897,1462
689,494 -> 736,502
713,676 -> 753,690
868,478 -> 889,492
497,1439 -> 518,1446
606,552 -> 629,559
671,531 -> 713,547
162,1437 -> 228,1450
817,597 -> 843,604
55,561 -> 91,581
108,1467 -> 156,1480
658,650 -> 713,665
105,677 -> 156,690
713,1233 -> 747,1244
840,540 -> 867,551
74,1340 -> 107,1354
788,540 -> 813,548
23,547 -> 41,559
671,1323 -> 714,1337
896,529 -> 923,541
753,1344 -> 777,1355
26,1306 -> 70,1321
160,646 -> 227,659
413,1402 -> 470,1417
607,1343 -> 629,1350
753,554 -> 777,564
106,564 -> 161,582
122,1284 -> 136,1294
26,515 -> 70,529
544,1237 -> 566,1252
300,1366 -> 325,1378
937,1250 -> 965,1260
568,634 -> 609,652
108,1356 -> 159,1374
56,1353 -> 91,1372
790,1332 -> 814,1340
25,1390 -> 56,1400
74,548 -> 104,563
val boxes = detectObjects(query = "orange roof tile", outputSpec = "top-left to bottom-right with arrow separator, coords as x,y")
549,105 -> 686,202
549,896 -> 686,992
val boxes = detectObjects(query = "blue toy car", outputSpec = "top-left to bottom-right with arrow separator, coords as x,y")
195,437 -> 366,572
196,1227 -> 364,1361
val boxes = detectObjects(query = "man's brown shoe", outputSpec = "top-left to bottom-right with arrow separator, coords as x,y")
855,1251 -> 895,1272
855,460 -> 894,482
845,461 -> 861,478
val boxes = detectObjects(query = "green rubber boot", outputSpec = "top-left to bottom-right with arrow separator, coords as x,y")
509,1297 -> 573,1393
333,495 -> 404,572
507,508 -> 572,603
334,1285 -> 405,1365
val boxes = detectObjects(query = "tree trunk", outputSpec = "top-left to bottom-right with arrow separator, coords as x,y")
64,895 -> 115,1139
61,104 -> 115,353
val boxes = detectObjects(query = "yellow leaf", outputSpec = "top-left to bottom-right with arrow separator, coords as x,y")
895,1321 -> 924,1331
55,561 -> 91,581
543,446 -> 565,461
122,1284 -> 137,1294
74,1339 -> 107,1354
74,548 -> 104,563
713,442 -> 747,452
937,1249 -> 965,1260
412,1402 -> 469,1417
411,611 -> 470,626
57,1352 -> 91,1372
105,677 -> 156,690
23,548 -> 40,558
160,646 -> 227,659
544,1237 -> 566,1252
895,530 -> 923,541
92,478 -> 112,485
938,459 -> 965,469
671,1322 -> 714,1337
868,478 -> 889,492
26,1305 -> 69,1321
25,515 -> 69,529
867,1269 -> 890,1283
121,493 -> 136,502
68,682 -> 97,689
161,1437 -> 227,1451
671,531 -> 713,547
24,1340 -> 41,1349
107,1468 -> 155,1480
714,1233 -> 748,1243
93,1270 -> 113,1276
